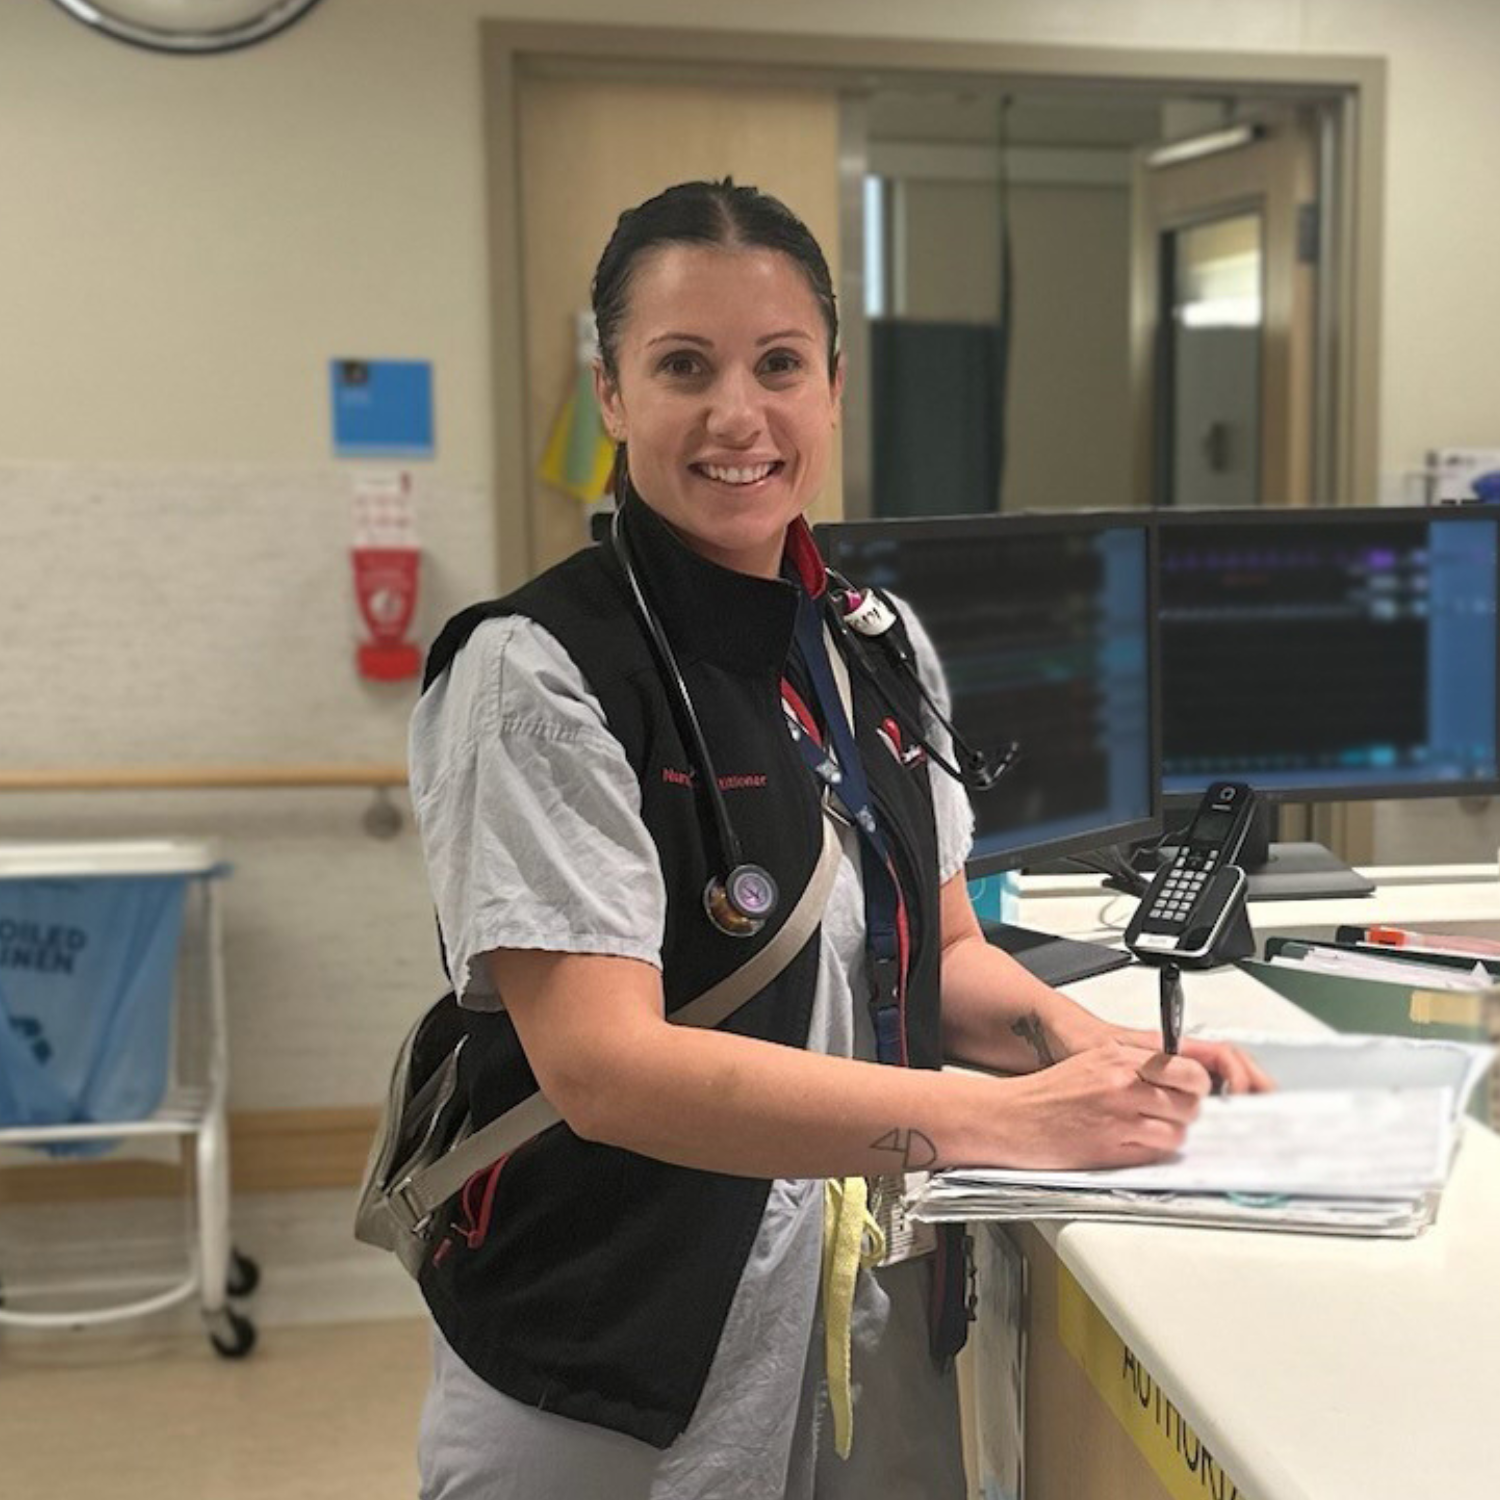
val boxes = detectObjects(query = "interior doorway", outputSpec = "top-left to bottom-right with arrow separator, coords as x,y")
856,86 -> 1340,518
482,25 -> 1383,579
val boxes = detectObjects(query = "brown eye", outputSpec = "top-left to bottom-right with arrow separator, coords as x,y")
759,349 -> 804,378
659,351 -> 704,378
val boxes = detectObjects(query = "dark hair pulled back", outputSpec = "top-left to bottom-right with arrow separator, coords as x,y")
591,177 -> 839,385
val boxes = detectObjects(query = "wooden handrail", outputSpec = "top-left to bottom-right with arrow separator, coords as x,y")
0,765 -> 410,793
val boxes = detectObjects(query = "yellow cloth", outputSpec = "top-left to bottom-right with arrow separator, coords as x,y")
537,363 -> 615,503
820,1176 -> 887,1460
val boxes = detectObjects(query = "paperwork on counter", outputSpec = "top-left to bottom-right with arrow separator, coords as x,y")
910,1032 -> 1495,1238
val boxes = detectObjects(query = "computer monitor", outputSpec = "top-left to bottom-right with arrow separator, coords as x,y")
1155,506 -> 1500,894
815,512 -> 1161,878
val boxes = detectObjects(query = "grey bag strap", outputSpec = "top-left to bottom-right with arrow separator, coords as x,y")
392,805 -> 843,1228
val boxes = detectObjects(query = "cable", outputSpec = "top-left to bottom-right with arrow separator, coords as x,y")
821,588 -> 1020,793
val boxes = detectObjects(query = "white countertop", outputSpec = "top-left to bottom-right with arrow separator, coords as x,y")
1016,865 -> 1500,1500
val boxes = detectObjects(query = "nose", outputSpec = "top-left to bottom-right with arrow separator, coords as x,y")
705,365 -> 763,445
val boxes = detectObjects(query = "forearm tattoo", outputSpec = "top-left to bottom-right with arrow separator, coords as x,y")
869,1127 -> 938,1170
1011,1010 -> 1057,1068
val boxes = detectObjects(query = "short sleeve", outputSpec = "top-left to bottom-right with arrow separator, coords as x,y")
885,595 -> 976,884
408,617 -> 667,1008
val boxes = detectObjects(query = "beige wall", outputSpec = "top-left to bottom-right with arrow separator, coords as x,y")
0,0 -> 492,474
1,0 -> 1497,1152
899,178 -> 1004,322
1007,184 -> 1134,510
7,0 -> 1500,491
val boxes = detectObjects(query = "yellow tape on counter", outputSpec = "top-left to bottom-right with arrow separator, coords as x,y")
1057,1264 -> 1249,1500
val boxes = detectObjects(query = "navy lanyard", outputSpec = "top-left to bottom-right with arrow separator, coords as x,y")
788,590 -> 908,1067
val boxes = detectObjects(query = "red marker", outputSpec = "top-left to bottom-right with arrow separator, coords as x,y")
1359,925 -> 1500,959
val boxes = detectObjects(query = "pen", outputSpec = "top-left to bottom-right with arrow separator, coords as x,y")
1159,962 -> 1183,1056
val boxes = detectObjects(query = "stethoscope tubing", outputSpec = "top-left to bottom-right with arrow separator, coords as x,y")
610,503 -> 1018,936
611,505 -> 748,875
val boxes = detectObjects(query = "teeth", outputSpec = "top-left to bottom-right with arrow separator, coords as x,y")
701,462 -> 775,485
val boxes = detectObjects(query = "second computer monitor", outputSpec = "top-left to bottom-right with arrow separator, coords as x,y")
816,513 -> 1160,876
1156,507 -> 1500,801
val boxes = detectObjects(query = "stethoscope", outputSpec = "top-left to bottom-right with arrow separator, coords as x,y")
611,504 -> 1020,938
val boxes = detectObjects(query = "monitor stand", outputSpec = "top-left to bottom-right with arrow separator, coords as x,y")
979,919 -> 1133,988
1239,841 -> 1376,901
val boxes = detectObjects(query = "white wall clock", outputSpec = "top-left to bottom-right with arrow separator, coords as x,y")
50,1 -> 327,55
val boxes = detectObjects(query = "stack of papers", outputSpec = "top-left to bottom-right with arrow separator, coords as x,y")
910,1033 -> 1495,1238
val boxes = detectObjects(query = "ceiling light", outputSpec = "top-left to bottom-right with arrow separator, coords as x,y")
1146,123 -> 1263,170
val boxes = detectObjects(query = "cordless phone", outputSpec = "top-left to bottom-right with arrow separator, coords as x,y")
1125,782 -> 1257,967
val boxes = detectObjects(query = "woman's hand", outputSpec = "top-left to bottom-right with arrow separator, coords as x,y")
993,1039 -> 1213,1170
1050,1010 -> 1274,1095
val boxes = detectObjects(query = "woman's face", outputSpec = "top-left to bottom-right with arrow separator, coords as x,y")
595,242 -> 843,578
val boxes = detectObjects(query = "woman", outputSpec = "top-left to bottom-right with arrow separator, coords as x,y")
408,178 -> 1270,1499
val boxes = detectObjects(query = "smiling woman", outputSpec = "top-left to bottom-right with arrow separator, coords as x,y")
402,177 -> 1260,1500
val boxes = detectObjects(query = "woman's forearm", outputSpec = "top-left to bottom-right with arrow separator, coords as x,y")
491,946 -> 1196,1180
938,933 -> 1107,1072
490,946 -> 1038,1177
564,1013 -> 1019,1178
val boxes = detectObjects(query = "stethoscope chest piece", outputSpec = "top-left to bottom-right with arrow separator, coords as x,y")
703,863 -> 779,938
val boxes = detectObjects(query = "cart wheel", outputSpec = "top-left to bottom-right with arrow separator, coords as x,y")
227,1248 -> 260,1300
208,1307 -> 257,1359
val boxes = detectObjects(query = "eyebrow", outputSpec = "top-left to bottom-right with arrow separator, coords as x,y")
644,329 -> 816,348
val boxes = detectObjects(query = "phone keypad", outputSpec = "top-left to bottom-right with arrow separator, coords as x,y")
1148,850 -> 1215,924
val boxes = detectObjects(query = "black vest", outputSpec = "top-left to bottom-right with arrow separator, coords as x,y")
415,496 -> 945,1448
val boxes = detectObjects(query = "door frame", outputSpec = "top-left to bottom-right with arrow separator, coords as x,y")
481,21 -> 1384,585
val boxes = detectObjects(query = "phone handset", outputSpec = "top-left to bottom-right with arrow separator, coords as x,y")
1125,781 -> 1257,968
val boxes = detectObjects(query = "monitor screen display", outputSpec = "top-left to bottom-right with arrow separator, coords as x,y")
1157,509 -> 1500,799
817,515 -> 1159,875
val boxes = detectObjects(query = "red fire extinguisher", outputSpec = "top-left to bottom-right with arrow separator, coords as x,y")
351,472 -> 421,681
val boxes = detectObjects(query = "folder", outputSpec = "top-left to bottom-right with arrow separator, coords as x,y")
911,1030 -> 1495,1238
1265,933 -> 1500,982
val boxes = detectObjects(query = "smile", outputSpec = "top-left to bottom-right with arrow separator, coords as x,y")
691,461 -> 785,487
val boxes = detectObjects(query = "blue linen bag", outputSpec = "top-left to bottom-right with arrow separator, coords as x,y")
0,874 -> 188,1156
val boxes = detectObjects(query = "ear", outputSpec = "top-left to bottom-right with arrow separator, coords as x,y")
829,352 -> 846,427
594,361 -> 628,442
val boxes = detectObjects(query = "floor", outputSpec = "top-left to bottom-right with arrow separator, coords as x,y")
0,1316 -> 431,1500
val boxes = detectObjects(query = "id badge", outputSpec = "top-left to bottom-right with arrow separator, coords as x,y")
870,1172 -> 938,1267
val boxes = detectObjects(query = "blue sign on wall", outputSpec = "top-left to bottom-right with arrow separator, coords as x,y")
331,359 -> 434,458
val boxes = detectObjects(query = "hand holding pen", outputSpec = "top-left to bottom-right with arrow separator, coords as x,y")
1159,962 -> 1243,1094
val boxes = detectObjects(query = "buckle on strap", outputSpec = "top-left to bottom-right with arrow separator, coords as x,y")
868,952 -> 900,1010
390,1175 -> 435,1236
868,953 -> 904,1066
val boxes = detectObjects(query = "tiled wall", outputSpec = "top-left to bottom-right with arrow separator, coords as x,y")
0,462 -> 496,1112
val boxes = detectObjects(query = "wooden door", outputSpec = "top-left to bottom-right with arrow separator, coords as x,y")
514,74 -> 843,576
